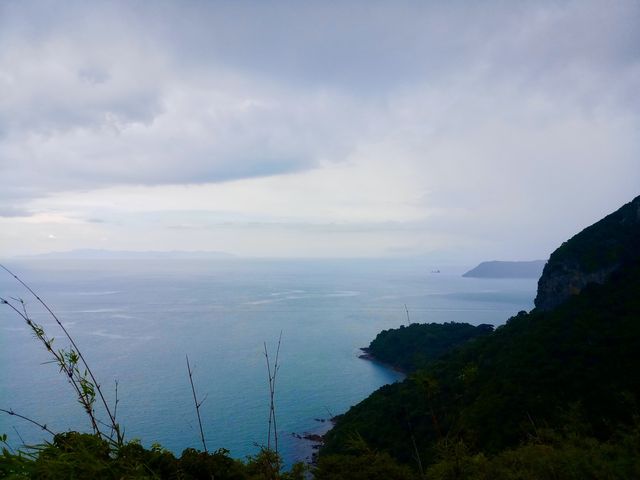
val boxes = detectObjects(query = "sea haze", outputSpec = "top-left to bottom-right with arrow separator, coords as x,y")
0,258 -> 537,466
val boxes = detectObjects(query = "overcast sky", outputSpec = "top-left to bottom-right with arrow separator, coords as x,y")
0,0 -> 638,261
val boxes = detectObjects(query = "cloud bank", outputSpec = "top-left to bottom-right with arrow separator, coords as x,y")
1,0 -> 638,259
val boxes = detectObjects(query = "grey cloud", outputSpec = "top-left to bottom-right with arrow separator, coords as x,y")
0,184 -> 43,217
0,0 -> 638,222
0,89 -> 346,190
78,67 -> 110,86
6,1 -> 639,93
0,205 -> 31,217
147,1 -> 640,95
0,44 -> 165,136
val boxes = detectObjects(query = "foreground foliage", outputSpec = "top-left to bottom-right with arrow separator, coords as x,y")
0,432 -> 305,480
3,422 -> 639,479
316,422 -> 640,480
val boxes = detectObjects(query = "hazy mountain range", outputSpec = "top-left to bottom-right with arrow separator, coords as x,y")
20,249 -> 236,260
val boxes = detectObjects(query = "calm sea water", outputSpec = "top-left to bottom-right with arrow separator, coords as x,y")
0,258 -> 537,466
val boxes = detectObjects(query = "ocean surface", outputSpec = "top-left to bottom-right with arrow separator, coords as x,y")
0,258 -> 537,466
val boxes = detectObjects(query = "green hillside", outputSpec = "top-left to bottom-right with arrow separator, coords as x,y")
365,322 -> 494,372
320,197 -> 640,479
546,195 -> 639,274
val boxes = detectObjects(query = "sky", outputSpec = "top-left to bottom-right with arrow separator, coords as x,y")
0,0 -> 638,261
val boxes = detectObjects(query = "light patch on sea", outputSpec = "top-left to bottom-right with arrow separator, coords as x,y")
74,291 -> 120,296
0,258 -> 537,467
246,290 -> 360,305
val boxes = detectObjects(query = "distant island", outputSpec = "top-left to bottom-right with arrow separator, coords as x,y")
20,249 -> 236,260
462,259 -> 546,278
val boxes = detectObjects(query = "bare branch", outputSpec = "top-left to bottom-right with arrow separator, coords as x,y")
0,408 -> 56,437
1,265 -> 122,445
263,331 -> 283,455
186,355 -> 208,453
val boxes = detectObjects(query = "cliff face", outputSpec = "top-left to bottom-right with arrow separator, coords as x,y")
535,195 -> 640,311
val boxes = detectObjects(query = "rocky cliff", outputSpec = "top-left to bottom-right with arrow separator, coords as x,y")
535,195 -> 640,311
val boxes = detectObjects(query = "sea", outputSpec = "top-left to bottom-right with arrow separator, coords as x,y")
0,258 -> 537,467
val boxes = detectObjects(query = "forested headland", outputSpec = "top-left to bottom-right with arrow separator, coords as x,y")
319,195 -> 640,479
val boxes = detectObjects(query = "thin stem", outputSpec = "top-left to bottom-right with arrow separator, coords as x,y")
114,380 -> 119,425
0,408 -> 56,437
263,342 -> 273,451
410,433 -> 425,480
12,426 -> 26,447
186,355 -> 207,453
1,297 -> 101,436
263,331 -> 282,455
404,410 -> 425,480
272,331 -> 282,454
1,264 -> 120,444
109,380 -> 120,441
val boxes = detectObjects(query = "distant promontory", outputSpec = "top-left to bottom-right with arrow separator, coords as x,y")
462,260 -> 546,278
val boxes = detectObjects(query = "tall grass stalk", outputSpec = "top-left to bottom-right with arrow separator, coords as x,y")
0,264 -> 122,446
263,331 -> 282,454
0,408 -> 56,437
186,355 -> 208,453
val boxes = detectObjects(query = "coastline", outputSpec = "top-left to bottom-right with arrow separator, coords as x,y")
358,347 -> 408,376
290,416 -> 337,465
294,347 -> 407,466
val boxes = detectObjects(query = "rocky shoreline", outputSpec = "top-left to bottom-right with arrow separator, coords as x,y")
291,416 -> 336,465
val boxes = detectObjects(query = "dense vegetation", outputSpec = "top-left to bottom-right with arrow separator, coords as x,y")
316,425 -> 640,480
0,432 -> 306,479
545,195 -> 639,274
321,258 -> 640,477
366,322 -> 493,372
